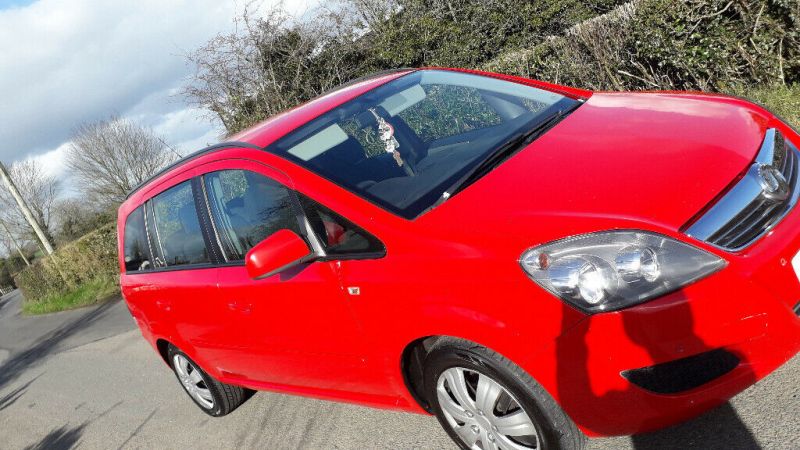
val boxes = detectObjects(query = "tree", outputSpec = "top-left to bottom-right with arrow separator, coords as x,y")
0,259 -> 16,289
66,117 -> 177,207
183,0 -> 628,135
342,0 -> 398,30
52,198 -> 113,245
0,223 -> 36,266
184,4 -> 372,134
0,159 -> 60,248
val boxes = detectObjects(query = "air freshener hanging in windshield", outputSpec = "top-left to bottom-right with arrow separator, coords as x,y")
369,108 -> 403,167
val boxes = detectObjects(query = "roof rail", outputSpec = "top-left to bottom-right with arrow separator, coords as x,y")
125,141 -> 262,199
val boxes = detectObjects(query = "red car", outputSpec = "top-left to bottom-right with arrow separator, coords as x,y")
118,68 -> 800,450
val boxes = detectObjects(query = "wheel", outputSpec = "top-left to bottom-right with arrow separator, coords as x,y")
167,345 -> 248,417
423,338 -> 586,450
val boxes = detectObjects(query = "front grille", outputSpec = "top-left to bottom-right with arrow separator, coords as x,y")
707,147 -> 797,248
686,129 -> 800,251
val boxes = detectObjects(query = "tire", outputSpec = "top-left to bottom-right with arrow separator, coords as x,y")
423,338 -> 586,450
167,345 -> 248,417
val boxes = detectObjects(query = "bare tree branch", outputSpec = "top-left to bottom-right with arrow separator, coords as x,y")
183,3 -> 371,135
0,159 -> 61,246
66,116 -> 177,208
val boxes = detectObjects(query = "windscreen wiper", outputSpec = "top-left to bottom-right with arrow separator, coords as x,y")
436,104 -> 579,206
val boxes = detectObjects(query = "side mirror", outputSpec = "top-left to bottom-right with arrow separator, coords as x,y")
245,229 -> 316,279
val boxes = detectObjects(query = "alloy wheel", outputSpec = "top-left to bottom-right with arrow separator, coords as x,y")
437,367 -> 541,450
173,354 -> 214,409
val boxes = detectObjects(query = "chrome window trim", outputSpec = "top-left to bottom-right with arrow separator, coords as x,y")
141,203 -> 156,269
148,200 -> 168,268
686,129 -> 799,252
199,174 -> 230,263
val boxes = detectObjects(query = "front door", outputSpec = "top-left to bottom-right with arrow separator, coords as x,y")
198,161 -> 367,391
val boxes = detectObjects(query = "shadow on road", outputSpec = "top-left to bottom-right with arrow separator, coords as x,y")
0,300 -> 119,392
115,408 -> 159,450
631,403 -> 757,449
24,422 -> 87,450
20,398 -> 124,450
0,373 -> 42,412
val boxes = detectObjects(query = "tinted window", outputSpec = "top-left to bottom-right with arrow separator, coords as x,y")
203,170 -> 301,261
150,181 -> 210,266
299,195 -> 384,256
266,70 -> 578,218
123,206 -> 151,272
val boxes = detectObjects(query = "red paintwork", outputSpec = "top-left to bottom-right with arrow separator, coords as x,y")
245,229 -> 311,279
119,68 -> 800,437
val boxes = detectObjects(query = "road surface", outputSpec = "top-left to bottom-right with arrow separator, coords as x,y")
0,290 -> 797,449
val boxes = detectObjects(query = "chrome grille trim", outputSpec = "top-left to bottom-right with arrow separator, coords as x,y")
686,129 -> 799,251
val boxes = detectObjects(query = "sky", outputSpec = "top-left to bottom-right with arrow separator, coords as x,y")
0,0 -> 318,189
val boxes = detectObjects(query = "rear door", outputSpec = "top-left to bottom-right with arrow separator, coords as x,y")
197,159 -> 369,391
127,169 -> 244,374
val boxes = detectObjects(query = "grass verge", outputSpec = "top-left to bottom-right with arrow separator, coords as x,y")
733,84 -> 800,129
22,277 -> 119,315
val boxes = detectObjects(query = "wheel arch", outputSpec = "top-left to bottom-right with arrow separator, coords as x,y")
400,335 -> 442,413
153,335 -> 213,376
400,333 -> 545,414
156,338 -> 171,367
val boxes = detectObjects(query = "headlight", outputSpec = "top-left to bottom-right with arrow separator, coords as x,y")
519,230 -> 726,313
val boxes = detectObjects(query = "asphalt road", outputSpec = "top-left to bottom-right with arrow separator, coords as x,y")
0,289 -> 797,450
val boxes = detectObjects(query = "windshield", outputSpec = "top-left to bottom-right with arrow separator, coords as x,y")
266,70 -> 579,218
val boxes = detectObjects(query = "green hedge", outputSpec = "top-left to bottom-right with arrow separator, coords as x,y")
483,0 -> 800,92
15,223 -> 119,308
738,84 -> 800,128
188,0 -> 799,135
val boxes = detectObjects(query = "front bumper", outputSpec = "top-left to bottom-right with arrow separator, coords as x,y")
548,204 -> 800,437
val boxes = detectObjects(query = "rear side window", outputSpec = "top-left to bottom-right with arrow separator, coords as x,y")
123,206 -> 151,272
149,181 -> 210,266
203,170 -> 301,261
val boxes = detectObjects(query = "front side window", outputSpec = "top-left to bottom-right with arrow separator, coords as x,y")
150,181 -> 210,266
299,195 -> 385,257
124,206 -> 151,272
203,170 -> 301,261
267,69 -> 578,218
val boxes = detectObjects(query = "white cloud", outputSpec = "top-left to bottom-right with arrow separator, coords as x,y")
0,0 -> 318,195
0,0 -> 233,159
149,107 -> 228,159
29,143 -> 69,179
152,108 -> 224,152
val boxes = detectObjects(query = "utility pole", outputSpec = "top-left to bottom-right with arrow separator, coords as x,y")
0,161 -> 54,255
0,219 -> 30,266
